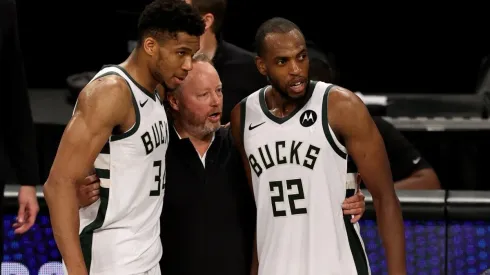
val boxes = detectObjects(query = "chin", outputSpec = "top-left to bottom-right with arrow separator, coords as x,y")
163,81 -> 178,91
206,122 -> 221,133
288,91 -> 306,99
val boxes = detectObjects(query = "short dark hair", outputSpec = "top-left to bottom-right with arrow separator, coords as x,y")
255,17 -> 302,57
190,0 -> 227,34
137,0 -> 205,45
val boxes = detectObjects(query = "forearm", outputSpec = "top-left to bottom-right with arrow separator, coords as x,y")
394,170 -> 440,190
373,195 -> 406,274
44,178 -> 87,274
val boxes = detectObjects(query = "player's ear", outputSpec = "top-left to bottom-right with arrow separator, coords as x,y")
166,91 -> 180,112
143,37 -> 158,57
255,56 -> 267,76
202,13 -> 214,31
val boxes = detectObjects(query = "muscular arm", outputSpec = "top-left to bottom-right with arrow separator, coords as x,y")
230,103 -> 258,275
43,76 -> 132,275
328,87 -> 406,275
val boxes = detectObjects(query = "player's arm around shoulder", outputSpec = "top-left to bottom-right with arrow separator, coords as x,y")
230,101 -> 254,188
43,75 -> 132,275
327,86 -> 407,275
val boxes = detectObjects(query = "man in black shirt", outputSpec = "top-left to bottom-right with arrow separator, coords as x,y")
78,54 -> 366,275
370,117 -> 440,190
184,0 -> 268,123
0,0 -> 41,260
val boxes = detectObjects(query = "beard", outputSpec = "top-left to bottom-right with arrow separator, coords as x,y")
267,74 -> 307,103
180,107 -> 219,137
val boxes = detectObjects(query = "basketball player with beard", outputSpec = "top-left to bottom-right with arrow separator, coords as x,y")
230,17 -> 406,275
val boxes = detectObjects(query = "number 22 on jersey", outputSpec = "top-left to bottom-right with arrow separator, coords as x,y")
269,178 -> 307,217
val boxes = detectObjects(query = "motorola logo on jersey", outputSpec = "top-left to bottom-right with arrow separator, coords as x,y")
141,120 -> 169,155
299,110 -> 317,127
248,140 -> 321,177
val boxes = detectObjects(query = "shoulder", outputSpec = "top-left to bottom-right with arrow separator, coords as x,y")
327,85 -> 364,112
76,74 -> 132,113
326,85 -> 373,135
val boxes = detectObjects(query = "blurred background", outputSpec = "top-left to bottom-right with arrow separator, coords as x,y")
3,0 -> 490,274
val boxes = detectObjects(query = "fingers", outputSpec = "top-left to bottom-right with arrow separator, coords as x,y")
78,174 -> 99,187
20,210 -> 37,234
342,187 -> 366,224
14,223 -> 30,234
342,200 -> 365,224
80,194 -> 100,208
90,187 -> 100,196
89,195 -> 100,204
343,191 -> 365,204
342,206 -> 362,215
80,180 -> 100,193
343,195 -> 358,204
14,205 -> 38,234
351,213 -> 362,223
16,203 -> 26,224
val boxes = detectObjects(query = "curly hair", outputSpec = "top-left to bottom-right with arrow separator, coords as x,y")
137,0 -> 205,44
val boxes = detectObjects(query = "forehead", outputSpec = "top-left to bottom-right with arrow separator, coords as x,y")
183,62 -> 221,89
263,29 -> 306,57
184,0 -> 192,4
161,32 -> 200,49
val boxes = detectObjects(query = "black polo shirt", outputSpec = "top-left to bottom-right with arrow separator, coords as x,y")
213,39 -> 268,124
160,125 -> 256,275
373,116 -> 431,182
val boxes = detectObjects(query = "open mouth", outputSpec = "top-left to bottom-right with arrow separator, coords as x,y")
289,81 -> 306,93
208,112 -> 221,121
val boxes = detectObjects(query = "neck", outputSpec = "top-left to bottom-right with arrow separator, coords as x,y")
198,31 -> 218,60
267,86 -> 300,117
173,117 -> 214,146
120,49 -> 159,94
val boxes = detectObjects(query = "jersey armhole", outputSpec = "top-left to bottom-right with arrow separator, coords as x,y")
321,85 -> 347,159
110,79 -> 141,142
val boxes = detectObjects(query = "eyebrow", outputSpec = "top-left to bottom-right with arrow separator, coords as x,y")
175,46 -> 194,52
274,47 -> 307,59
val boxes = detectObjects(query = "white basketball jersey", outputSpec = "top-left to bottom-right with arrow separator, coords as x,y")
69,65 -> 169,275
241,81 -> 370,275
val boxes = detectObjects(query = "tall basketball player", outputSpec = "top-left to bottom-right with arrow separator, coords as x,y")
42,1 -> 204,275
230,18 -> 406,275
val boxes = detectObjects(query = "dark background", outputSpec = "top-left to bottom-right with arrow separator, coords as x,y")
10,1 -> 490,191
15,0 -> 490,95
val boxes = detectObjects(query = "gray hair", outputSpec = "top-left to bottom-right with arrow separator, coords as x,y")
192,52 -> 213,64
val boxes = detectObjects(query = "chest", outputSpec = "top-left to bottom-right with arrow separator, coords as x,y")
117,101 -> 169,158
